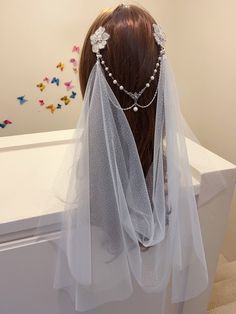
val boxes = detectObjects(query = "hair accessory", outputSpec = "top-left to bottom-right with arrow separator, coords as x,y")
90,26 -> 110,53
90,24 -> 166,112
153,23 -> 166,48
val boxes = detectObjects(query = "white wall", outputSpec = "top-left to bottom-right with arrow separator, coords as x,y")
0,0 -> 168,135
161,0 -> 236,260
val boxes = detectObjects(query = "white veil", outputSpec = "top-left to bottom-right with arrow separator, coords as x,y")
32,18 -> 228,314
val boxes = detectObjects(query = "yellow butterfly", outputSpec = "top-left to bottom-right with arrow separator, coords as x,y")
36,83 -> 46,92
56,62 -> 64,71
46,104 -> 56,113
60,96 -> 70,105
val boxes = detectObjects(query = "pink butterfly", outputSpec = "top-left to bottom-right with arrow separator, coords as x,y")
38,99 -> 45,106
43,77 -> 50,84
4,120 -> 12,124
64,80 -> 74,91
70,58 -> 78,66
72,45 -> 80,53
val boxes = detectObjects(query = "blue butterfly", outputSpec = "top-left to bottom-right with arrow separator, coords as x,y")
0,123 -> 6,128
17,95 -> 28,105
51,77 -> 60,86
57,103 -> 62,109
70,91 -> 77,99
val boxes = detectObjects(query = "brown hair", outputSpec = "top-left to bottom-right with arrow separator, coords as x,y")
79,4 -> 161,182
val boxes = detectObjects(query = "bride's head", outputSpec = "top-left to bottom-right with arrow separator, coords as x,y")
79,4 -> 162,177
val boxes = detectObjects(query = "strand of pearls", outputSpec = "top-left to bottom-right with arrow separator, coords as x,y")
96,48 -> 165,112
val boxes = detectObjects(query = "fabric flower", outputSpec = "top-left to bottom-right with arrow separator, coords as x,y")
153,23 -> 166,48
90,26 -> 110,53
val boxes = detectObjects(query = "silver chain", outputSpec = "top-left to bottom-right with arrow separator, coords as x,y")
96,50 -> 165,112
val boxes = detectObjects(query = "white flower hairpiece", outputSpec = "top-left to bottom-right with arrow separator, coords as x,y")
153,23 -> 166,48
90,26 -> 110,53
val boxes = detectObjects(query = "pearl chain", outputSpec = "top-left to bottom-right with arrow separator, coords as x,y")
109,84 -> 159,112
96,48 -> 165,112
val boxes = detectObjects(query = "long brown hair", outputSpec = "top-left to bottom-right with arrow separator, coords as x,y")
79,4 -> 161,179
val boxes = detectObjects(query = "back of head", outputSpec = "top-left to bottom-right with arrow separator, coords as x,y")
79,4 -> 162,177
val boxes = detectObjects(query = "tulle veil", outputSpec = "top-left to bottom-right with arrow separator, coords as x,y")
33,52 -> 227,313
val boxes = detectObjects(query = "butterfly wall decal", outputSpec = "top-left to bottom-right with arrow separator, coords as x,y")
51,77 -> 60,86
64,80 -> 74,91
60,96 -> 70,105
56,62 -> 64,71
46,104 -> 56,113
70,91 -> 77,99
70,58 -> 78,74
72,45 -> 80,53
70,58 -> 78,66
38,99 -> 45,106
16,44 -> 82,116
0,119 -> 12,128
43,77 -> 50,84
36,83 -> 46,92
17,95 -> 28,105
